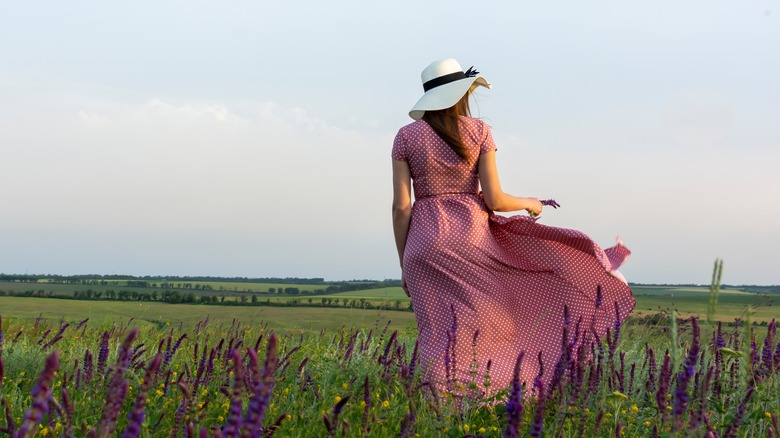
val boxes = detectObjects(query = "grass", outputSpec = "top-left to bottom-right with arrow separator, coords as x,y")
0,297 -> 417,334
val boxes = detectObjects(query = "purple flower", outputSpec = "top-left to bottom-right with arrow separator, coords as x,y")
399,401 -> 416,438
540,199 -> 560,208
530,386 -> 546,438
760,319 -> 776,373
656,350 -> 672,426
324,396 -> 351,437
673,318 -> 700,430
645,347 -> 657,396
723,384 -> 755,438
715,321 -> 725,349
0,318 -> 4,386
97,330 -> 110,375
689,365 -> 713,430
121,354 -> 162,438
16,351 -> 59,438
362,376 -> 371,434
42,322 -> 69,349
242,333 -> 278,436
503,351 -> 525,438
532,351 -> 544,397
225,349 -> 247,435
95,328 -> 138,437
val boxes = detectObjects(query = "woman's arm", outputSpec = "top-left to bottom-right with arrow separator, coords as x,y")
478,150 -> 543,214
392,159 -> 412,268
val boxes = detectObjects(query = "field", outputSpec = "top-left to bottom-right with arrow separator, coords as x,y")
0,297 -> 417,334
1,282 -> 777,324
1,299 -> 778,437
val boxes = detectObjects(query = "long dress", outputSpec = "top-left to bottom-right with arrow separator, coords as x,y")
392,116 -> 635,399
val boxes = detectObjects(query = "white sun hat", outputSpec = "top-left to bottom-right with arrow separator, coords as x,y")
408,58 -> 491,120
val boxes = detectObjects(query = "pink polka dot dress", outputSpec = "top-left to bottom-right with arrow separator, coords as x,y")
392,117 -> 635,399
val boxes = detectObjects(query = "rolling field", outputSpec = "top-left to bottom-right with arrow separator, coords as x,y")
0,296 -> 417,334
1,283 -> 776,324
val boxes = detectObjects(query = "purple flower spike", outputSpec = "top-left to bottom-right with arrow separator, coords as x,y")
226,350 -> 247,437
503,351 -> 525,438
121,354 -> 162,438
16,351 -> 60,438
656,350 -> 672,426
673,318 -> 700,431
530,385 -> 546,438
723,384 -> 755,437
0,316 -> 4,386
97,330 -> 110,375
540,199 -> 560,208
242,333 -> 278,436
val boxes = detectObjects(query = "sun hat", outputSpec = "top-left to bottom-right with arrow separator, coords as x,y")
408,58 -> 491,120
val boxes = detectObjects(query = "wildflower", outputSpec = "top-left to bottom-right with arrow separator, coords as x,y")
218,416 -> 224,422
360,401 -> 366,408
645,421 -> 651,426
382,400 -> 390,408
334,396 -> 342,403
631,404 -> 639,414
342,383 -> 347,389
463,424 -> 470,432
286,414 -> 292,421
478,427 -> 486,434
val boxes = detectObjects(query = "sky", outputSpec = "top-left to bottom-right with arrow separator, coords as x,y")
1,1 -> 778,285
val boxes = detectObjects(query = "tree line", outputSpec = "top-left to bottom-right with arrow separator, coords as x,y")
0,288 -> 413,311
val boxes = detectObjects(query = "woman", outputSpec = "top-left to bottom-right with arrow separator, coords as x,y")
391,58 -> 635,399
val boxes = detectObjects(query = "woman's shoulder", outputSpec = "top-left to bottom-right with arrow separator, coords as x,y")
398,119 -> 429,133
458,116 -> 489,129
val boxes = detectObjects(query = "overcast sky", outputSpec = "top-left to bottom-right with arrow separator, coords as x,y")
1,1 -> 778,285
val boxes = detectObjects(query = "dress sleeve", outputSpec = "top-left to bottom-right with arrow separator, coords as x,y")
479,121 -> 498,155
391,129 -> 408,161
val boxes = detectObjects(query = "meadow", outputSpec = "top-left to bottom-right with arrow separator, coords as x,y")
2,281 -> 776,323
1,275 -> 779,437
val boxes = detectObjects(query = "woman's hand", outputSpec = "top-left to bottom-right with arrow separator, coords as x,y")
402,269 -> 410,297
525,198 -> 543,216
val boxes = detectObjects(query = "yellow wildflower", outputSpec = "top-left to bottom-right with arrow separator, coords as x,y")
342,383 -> 348,389
632,404 -> 639,414
334,396 -> 342,403
645,421 -> 651,426
156,390 -> 163,397
286,414 -> 292,421
382,400 -> 390,408
478,427 -> 486,434
360,401 -> 366,408
463,424 -> 470,432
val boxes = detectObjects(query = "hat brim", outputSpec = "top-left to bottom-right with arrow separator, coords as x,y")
409,76 -> 490,120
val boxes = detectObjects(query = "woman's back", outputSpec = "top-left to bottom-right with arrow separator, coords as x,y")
392,117 -> 495,200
